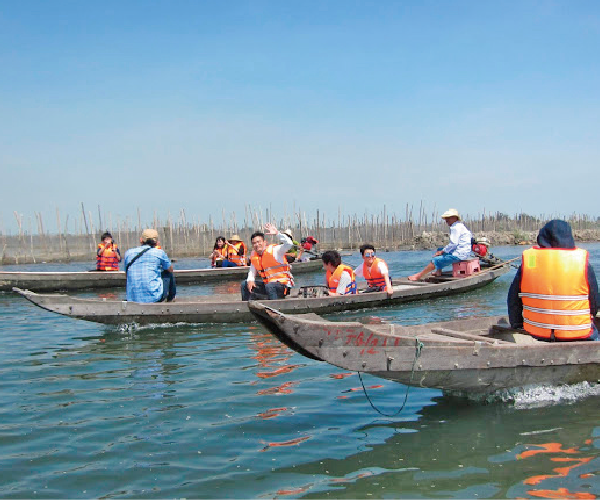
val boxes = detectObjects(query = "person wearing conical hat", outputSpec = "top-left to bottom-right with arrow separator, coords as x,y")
226,234 -> 247,266
408,209 -> 472,281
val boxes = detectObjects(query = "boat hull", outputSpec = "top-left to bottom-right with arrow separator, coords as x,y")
0,259 -> 322,292
14,263 -> 512,325
248,303 -> 600,393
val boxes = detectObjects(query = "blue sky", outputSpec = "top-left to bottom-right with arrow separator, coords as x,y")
1,1 -> 599,234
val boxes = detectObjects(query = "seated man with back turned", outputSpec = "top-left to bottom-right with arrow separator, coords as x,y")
241,223 -> 294,301
508,219 -> 598,341
124,228 -> 176,303
355,244 -> 393,296
408,208 -> 472,281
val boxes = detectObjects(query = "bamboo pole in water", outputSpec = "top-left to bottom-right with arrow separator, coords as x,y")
64,214 -> 71,262
56,208 -> 63,254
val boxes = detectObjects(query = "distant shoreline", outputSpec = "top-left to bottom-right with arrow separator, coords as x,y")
2,229 -> 599,266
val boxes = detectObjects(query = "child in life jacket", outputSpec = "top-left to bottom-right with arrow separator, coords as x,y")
97,232 -> 121,271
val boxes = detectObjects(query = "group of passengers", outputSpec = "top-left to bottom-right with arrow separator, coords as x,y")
96,207 -> 598,342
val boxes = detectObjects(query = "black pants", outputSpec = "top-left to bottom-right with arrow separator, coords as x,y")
241,280 -> 287,301
159,271 -> 176,302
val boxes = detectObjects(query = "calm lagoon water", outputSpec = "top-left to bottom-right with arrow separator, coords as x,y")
1,245 -> 598,498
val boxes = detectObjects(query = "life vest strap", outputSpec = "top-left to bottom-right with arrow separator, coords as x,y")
524,318 -> 592,331
519,292 -> 588,301
523,306 -> 591,316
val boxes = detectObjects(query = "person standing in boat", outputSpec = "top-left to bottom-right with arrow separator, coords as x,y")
355,244 -> 393,297
241,223 -> 294,301
408,208 -> 472,281
124,228 -> 176,303
508,220 -> 598,341
322,250 -> 357,296
96,232 -> 121,271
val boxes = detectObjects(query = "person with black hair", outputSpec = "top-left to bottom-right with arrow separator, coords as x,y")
96,232 -> 121,271
211,236 -> 229,267
241,223 -> 294,301
355,244 -> 393,296
322,250 -> 357,296
508,220 -> 598,341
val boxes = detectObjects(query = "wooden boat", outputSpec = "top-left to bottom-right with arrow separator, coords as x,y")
0,259 -> 323,292
13,260 -> 512,325
248,303 -> 600,394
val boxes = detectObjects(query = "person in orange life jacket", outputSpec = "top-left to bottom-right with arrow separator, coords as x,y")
508,220 -> 598,341
97,232 -> 121,271
211,236 -> 229,267
226,234 -> 247,266
322,250 -> 357,296
241,223 -> 294,301
355,244 -> 393,297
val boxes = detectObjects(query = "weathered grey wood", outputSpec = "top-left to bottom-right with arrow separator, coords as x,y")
248,302 -> 600,393
13,262 -> 512,325
0,259 -> 322,292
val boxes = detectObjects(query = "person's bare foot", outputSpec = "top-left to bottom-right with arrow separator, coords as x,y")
408,274 -> 421,281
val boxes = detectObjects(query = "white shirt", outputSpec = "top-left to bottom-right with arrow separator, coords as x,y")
442,221 -> 472,260
335,269 -> 353,294
247,233 -> 293,282
355,260 -> 389,280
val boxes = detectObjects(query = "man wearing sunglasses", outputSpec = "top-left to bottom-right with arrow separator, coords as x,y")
355,244 -> 393,297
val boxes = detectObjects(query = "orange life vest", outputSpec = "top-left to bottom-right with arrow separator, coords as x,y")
212,246 -> 227,266
520,247 -> 593,340
251,245 -> 293,286
96,243 -> 120,271
362,257 -> 388,289
227,242 -> 247,266
327,264 -> 357,295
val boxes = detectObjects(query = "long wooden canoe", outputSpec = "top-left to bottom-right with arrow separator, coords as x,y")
13,260 -> 512,325
248,302 -> 600,394
0,259 -> 323,292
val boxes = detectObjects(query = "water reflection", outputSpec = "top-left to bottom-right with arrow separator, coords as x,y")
268,395 -> 599,499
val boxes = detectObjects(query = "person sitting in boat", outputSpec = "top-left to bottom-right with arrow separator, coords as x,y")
282,229 -> 300,263
297,236 -> 319,262
471,236 -> 503,266
226,234 -> 247,266
96,232 -> 121,271
408,209 -> 472,281
322,250 -> 357,296
507,220 -> 598,341
355,244 -> 393,297
124,228 -> 176,303
211,236 -> 229,268
241,223 -> 294,301
471,236 -> 488,258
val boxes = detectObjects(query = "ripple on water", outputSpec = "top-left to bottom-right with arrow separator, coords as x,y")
0,246 -> 598,498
